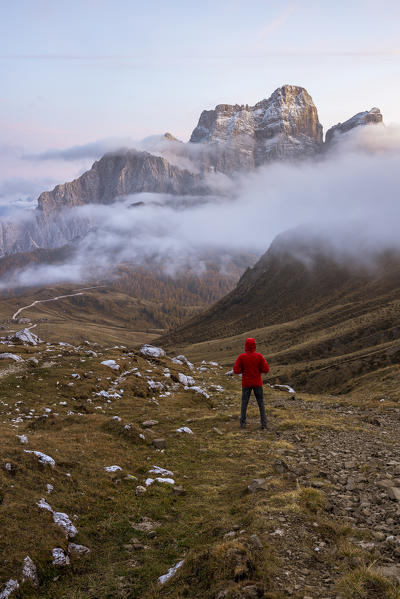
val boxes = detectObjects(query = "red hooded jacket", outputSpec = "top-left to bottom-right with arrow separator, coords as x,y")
233,338 -> 270,388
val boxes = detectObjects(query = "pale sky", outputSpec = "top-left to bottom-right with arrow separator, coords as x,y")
1,0 -> 399,203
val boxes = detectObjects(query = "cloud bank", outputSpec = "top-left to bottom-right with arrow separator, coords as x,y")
2,122 -> 400,289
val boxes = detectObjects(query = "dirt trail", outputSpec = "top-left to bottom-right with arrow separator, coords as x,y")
12,286 -> 105,320
248,392 -> 400,597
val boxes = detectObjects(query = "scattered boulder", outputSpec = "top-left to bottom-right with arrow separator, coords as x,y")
104,465 -> 122,473
100,359 -> 119,371
24,450 -> 55,468
0,353 -> 23,362
172,486 -> 187,496
52,548 -> 70,567
178,373 -> 195,387
140,345 -> 165,359
135,485 -> 147,496
0,579 -> 19,599
142,420 -> 158,428
53,511 -> 78,538
158,559 -> 184,585
175,355 -> 194,370
176,426 -> 193,434
149,465 -> 173,477
68,543 -> 91,556
12,329 -> 42,345
21,556 -> 38,586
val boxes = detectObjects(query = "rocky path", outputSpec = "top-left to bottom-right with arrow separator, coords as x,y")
251,393 -> 400,597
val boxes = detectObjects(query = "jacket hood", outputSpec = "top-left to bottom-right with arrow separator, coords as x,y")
245,337 -> 256,352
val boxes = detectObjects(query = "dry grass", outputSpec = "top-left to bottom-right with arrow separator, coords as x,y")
337,566 -> 400,599
0,338 -> 399,598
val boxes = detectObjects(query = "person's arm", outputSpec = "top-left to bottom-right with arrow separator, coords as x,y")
260,355 -> 270,374
233,355 -> 242,374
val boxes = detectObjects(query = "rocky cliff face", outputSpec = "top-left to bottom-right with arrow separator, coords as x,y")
37,149 -> 203,216
0,86 -> 385,257
325,107 -> 383,144
190,85 -> 323,172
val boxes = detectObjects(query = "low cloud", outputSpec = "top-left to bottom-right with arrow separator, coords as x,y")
0,177 -> 57,213
2,122 -> 400,289
23,138 -> 138,162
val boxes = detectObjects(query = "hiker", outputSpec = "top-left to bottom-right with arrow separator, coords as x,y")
233,338 -> 270,430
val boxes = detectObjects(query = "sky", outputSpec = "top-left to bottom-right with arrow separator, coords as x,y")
0,0 -> 400,203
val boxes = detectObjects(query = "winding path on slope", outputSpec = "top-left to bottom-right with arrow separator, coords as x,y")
12,285 -> 105,321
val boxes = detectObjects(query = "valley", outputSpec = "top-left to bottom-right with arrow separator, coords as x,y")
0,81 -> 398,599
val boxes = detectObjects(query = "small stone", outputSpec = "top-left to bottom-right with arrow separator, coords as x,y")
250,534 -> 263,549
142,420 -> 158,428
387,487 -> 400,501
68,543 -> 91,556
172,486 -> 187,496
311,481 -> 324,489
135,485 -> 147,496
212,427 -> 223,435
273,459 -> 289,474
152,438 -> 166,450
247,478 -> 268,493
3,462 -> 17,475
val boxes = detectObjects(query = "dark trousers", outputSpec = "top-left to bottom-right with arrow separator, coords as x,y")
240,386 -> 267,428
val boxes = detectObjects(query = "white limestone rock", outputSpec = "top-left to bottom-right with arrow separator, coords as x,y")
0,580 -> 19,599
21,556 -> 38,586
52,548 -> 70,567
24,450 -> 55,467
140,345 -> 166,359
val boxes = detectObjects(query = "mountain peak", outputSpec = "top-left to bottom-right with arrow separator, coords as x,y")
325,107 -> 383,143
189,84 -> 322,172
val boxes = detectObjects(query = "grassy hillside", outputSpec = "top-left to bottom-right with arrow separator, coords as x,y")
0,245 -> 256,337
160,233 -> 400,395
1,338 -> 400,598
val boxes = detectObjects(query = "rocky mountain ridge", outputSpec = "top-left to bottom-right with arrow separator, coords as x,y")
0,85 -> 383,257
190,85 -> 323,171
325,107 -> 383,144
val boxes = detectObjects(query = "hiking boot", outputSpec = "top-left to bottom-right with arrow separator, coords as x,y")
240,424 -> 246,429
260,425 -> 267,430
